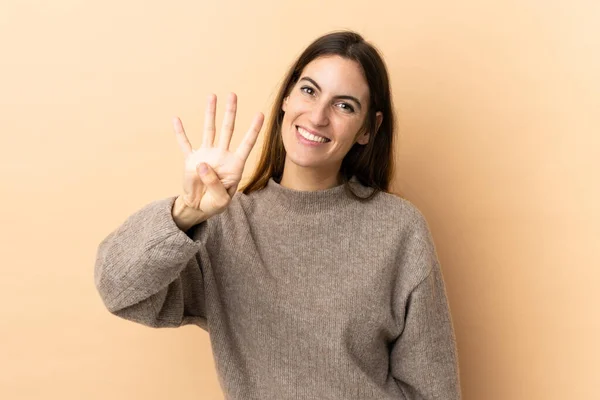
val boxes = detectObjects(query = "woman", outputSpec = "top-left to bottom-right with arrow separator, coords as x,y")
95,31 -> 461,399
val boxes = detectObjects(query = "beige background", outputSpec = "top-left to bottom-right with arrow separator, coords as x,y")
1,0 -> 599,399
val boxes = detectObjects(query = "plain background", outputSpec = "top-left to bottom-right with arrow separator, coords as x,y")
1,0 -> 599,399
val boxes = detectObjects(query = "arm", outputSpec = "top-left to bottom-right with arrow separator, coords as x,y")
390,214 -> 461,399
94,196 -> 214,329
94,93 -> 262,329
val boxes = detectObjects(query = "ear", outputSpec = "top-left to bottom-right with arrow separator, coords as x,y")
356,131 -> 370,145
375,111 -> 383,133
356,111 -> 383,145
282,96 -> 289,112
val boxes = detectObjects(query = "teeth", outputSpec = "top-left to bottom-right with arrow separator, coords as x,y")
298,127 -> 328,143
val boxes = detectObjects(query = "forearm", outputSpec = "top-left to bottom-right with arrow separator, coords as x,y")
94,197 -> 201,312
112,259 -> 207,329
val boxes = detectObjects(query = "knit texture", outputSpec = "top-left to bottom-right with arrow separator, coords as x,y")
95,177 -> 461,399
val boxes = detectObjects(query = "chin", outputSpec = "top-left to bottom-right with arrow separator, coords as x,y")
285,152 -> 323,169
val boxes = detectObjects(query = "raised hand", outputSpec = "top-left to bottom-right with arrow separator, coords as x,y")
173,93 -> 264,220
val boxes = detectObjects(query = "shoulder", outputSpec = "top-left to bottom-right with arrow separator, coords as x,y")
365,190 -> 432,236
368,191 -> 439,281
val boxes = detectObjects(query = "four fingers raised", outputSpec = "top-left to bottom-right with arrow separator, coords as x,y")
175,93 -> 263,202
176,92 -> 260,155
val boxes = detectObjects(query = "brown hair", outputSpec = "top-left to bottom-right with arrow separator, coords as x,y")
241,30 -> 396,200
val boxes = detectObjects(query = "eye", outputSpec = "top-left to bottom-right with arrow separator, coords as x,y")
336,102 -> 355,113
300,86 -> 315,96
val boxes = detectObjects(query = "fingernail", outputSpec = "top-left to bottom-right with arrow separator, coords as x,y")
198,163 -> 208,175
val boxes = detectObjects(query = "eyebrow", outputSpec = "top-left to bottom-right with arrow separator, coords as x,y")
299,76 -> 363,111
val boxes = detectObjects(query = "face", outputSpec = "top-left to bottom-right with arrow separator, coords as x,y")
281,55 -> 380,174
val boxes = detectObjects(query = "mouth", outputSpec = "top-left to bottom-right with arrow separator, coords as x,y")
295,125 -> 331,144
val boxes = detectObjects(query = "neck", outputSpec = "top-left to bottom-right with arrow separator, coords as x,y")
279,160 -> 342,191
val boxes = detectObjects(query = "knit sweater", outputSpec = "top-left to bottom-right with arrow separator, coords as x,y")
94,176 -> 461,400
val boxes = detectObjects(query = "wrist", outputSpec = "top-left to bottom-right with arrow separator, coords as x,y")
172,196 -> 207,231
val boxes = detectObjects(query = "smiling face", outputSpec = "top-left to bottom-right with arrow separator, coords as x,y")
280,55 -> 377,178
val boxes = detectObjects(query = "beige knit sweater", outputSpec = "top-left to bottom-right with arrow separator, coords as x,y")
95,177 -> 461,399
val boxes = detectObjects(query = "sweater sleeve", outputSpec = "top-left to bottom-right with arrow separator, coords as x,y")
390,216 -> 461,399
94,196 -> 213,330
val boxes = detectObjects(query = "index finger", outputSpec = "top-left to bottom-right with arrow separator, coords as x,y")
235,112 -> 264,162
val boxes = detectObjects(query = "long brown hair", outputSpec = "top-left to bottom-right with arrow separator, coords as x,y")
241,30 -> 396,200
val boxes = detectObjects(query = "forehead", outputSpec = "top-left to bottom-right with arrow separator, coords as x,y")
299,55 -> 369,101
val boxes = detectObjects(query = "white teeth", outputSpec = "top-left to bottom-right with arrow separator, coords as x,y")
297,127 -> 328,143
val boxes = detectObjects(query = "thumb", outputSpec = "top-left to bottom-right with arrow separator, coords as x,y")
196,163 -> 230,211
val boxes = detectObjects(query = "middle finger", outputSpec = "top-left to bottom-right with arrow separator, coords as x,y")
202,94 -> 217,147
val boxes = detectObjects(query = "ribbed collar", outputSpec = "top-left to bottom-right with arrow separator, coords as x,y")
258,176 -> 375,214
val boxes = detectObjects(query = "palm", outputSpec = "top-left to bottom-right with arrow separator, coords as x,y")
174,93 -> 264,211
183,146 -> 245,196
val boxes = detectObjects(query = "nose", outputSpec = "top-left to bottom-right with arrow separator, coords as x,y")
309,100 -> 330,127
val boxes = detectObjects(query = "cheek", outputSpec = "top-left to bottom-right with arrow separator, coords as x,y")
282,106 -> 301,127
282,109 -> 294,127
335,119 -> 363,140
287,94 -> 312,112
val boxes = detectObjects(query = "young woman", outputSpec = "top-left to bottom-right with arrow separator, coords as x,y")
95,31 -> 461,399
